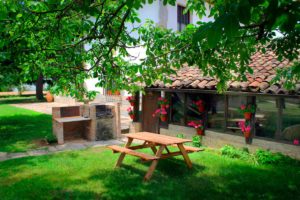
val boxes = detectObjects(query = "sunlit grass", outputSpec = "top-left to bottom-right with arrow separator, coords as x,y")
0,147 -> 299,200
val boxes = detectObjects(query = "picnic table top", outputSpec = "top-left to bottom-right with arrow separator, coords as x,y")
125,132 -> 192,145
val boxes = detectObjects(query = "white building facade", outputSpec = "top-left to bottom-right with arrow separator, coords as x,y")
85,0 -> 211,98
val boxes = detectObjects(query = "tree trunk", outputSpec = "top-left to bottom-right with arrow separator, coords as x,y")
36,73 -> 44,100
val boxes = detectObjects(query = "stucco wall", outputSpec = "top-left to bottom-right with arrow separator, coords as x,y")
161,124 -> 300,159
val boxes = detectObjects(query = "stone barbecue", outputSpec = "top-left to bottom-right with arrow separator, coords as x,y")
52,103 -> 120,144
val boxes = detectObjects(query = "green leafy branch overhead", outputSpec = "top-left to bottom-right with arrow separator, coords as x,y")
0,0 -> 299,99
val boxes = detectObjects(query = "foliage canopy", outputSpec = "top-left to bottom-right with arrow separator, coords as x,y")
0,0 -> 299,98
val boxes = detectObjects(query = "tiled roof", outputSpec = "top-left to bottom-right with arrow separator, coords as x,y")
151,50 -> 300,95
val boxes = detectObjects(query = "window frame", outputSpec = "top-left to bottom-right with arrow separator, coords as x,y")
177,4 -> 190,31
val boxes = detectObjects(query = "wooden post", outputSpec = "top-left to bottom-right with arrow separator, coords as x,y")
275,97 -> 283,139
133,92 -> 140,122
183,93 -> 187,125
224,95 -> 229,132
246,96 -> 256,144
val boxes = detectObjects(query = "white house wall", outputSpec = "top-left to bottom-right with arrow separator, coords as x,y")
84,1 -> 211,96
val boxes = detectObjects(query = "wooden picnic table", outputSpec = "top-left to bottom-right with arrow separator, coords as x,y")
108,132 -> 203,181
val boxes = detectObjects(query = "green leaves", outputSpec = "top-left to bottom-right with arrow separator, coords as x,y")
0,5 -> 8,20
207,23 -> 222,48
223,14 -> 239,38
237,0 -> 251,24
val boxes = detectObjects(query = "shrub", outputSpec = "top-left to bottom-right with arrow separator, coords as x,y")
176,134 -> 184,139
255,149 -> 299,166
45,134 -> 57,144
192,136 -> 202,147
220,145 -> 250,160
220,145 -> 300,167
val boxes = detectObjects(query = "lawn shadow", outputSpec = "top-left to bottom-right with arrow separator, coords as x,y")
0,96 -> 43,105
0,114 -> 52,152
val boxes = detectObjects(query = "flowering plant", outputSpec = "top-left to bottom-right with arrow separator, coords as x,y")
127,107 -> 134,115
152,108 -> 167,117
294,139 -> 299,145
192,99 -> 204,106
188,120 -> 204,130
157,97 -> 169,107
238,121 -> 251,132
126,96 -> 135,102
238,104 -> 256,114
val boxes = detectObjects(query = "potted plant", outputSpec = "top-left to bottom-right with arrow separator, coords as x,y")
126,96 -> 135,106
239,104 -> 256,120
192,99 -> 205,112
127,107 -> 135,120
157,97 -> 169,109
238,121 -> 251,138
188,120 -> 205,135
152,108 -> 168,122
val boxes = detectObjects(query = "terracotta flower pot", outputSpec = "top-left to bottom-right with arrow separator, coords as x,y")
244,112 -> 252,120
129,114 -> 135,120
45,92 -> 54,102
160,114 -> 167,122
198,104 -> 205,112
244,131 -> 251,138
196,129 -> 205,136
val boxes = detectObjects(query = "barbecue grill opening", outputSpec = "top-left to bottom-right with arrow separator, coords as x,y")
96,105 -> 113,118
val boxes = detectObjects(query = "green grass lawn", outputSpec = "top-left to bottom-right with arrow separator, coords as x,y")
0,104 -> 52,152
0,147 -> 299,200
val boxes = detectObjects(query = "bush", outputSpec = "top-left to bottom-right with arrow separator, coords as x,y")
192,136 -> 202,147
45,134 -> 57,144
220,145 -> 300,167
220,145 -> 251,160
255,149 -> 299,166
176,134 -> 184,139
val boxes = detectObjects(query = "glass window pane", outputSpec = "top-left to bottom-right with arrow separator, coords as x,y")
171,93 -> 185,124
227,96 -> 247,133
282,98 -> 300,141
207,95 -> 225,130
255,97 -> 278,138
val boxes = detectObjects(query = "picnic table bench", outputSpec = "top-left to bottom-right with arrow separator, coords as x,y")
107,132 -> 204,181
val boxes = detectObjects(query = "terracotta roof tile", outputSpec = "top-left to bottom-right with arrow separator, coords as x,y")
150,49 -> 299,95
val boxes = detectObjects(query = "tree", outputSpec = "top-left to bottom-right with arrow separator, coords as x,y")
139,0 -> 300,91
0,0 -> 299,99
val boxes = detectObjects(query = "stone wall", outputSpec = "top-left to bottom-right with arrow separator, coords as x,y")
160,124 -> 300,160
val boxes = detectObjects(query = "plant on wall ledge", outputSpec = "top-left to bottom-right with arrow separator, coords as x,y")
188,120 -> 205,136
157,97 -> 169,109
152,108 -> 168,122
126,96 -> 135,106
127,107 -> 134,120
238,121 -> 251,138
192,99 -> 205,113
239,104 -> 256,120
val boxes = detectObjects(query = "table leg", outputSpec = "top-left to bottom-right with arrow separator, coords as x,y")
150,142 -> 157,154
177,143 -> 193,168
115,138 -> 133,168
144,145 -> 165,181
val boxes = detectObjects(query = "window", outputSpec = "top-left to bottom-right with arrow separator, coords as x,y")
282,98 -> 300,141
170,93 -> 185,124
255,97 -> 278,138
205,94 -> 225,130
226,96 -> 248,133
177,5 -> 190,31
